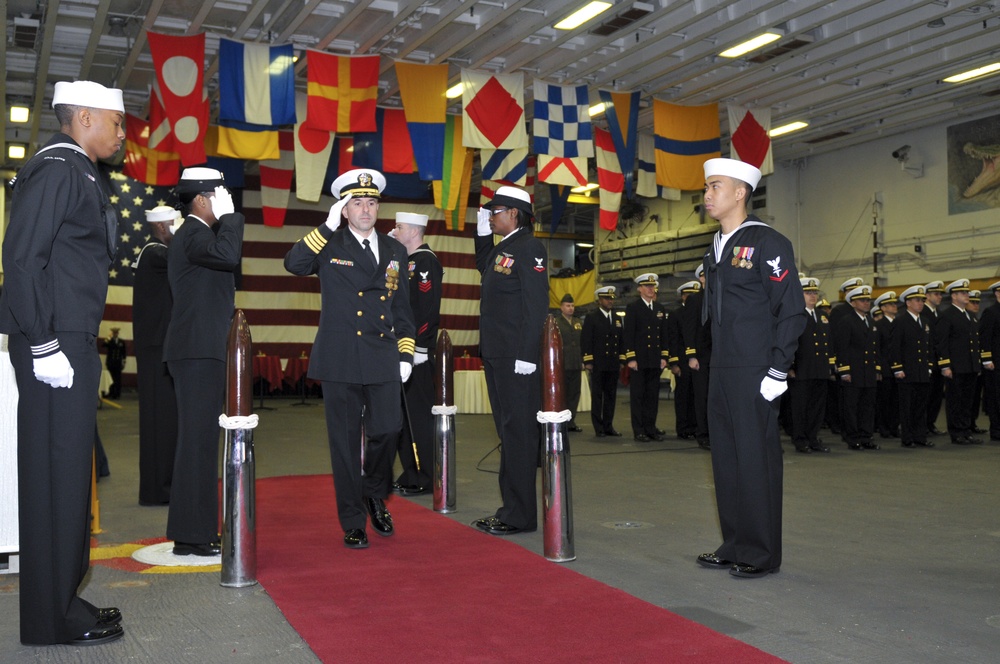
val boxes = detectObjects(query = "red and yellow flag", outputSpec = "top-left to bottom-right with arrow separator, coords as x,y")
123,114 -> 180,186
306,51 -> 379,133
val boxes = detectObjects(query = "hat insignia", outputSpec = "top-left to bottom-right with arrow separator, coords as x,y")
359,172 -> 373,188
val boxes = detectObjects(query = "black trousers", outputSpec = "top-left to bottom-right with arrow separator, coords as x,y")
692,363 -> 710,442
107,365 -> 123,398
629,366 -> 661,437
673,364 -> 696,436
790,377 -> 827,448
136,346 -> 177,505
10,332 -> 107,645
841,383 -> 876,445
707,366 -> 783,571
589,368 -> 619,434
876,375 -> 899,436
944,372 -> 978,440
395,359 -> 434,489
483,357 -> 541,531
322,380 -> 401,531
984,368 -> 1000,438
166,358 -> 225,544
564,368 -> 581,425
897,381 -> 930,445
927,370 -> 944,430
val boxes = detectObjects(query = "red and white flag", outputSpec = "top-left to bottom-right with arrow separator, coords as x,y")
461,69 -> 528,150
259,131 -> 295,227
293,93 -> 334,203
537,155 -> 588,187
146,31 -> 208,166
728,104 -> 773,176
595,127 -> 623,231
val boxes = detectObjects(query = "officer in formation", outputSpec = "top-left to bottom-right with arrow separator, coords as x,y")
874,291 -> 900,439
832,284 -> 880,450
967,290 -> 985,435
977,281 -> 1000,440
890,286 -> 935,448
935,279 -> 982,445
623,273 -> 670,442
667,280 -> 701,441
689,264 -> 712,450
285,169 -> 415,549
391,211 -> 443,497
582,285 -> 623,437
164,167 -> 244,557
103,327 -> 127,399
789,277 -> 832,453
555,293 -> 584,432
132,205 -> 181,505
921,280 -> 947,434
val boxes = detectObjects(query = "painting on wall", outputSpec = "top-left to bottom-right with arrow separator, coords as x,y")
947,113 -> 1000,215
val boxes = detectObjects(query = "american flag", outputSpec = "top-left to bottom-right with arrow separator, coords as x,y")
101,171 -> 483,386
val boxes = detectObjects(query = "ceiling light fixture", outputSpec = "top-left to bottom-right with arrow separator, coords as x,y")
10,106 -> 30,123
445,83 -> 464,99
769,121 -> 809,137
943,62 -> 1000,83
720,32 -> 783,58
588,102 -> 607,117
8,144 -> 27,160
554,1 -> 613,31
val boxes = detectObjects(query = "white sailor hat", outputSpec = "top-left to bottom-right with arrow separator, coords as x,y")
945,278 -> 970,294
676,280 -> 701,295
800,277 -> 820,291
483,185 -> 534,217
331,169 -> 386,199
703,157 -> 762,190
52,80 -> 124,113
176,167 -> 226,194
635,273 -> 659,287
924,280 -> 945,293
395,211 -> 428,227
969,289 -> 981,302
900,285 -> 926,300
846,285 -> 873,301
874,291 -> 898,308
595,285 -> 617,299
694,264 -> 704,279
145,205 -> 178,222
839,277 -> 863,293
988,281 -> 1000,293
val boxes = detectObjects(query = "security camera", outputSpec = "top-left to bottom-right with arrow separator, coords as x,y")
892,145 -> 911,161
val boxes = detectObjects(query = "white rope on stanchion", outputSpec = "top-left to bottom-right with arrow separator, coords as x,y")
219,414 -> 260,430
432,404 -> 458,416
537,409 -> 572,423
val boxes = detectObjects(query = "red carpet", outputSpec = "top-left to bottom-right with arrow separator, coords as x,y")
256,475 -> 786,663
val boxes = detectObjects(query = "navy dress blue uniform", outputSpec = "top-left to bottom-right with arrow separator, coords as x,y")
875,314 -> 900,438
132,239 -> 177,504
396,243 -> 443,490
935,300 -> 981,443
0,133 -> 119,644
702,217 -> 805,572
555,309 -> 584,427
582,302 -> 623,435
103,333 -> 126,398
921,298 -> 945,431
978,290 -> 1000,439
790,307 -> 832,451
163,205 -> 244,546
685,289 -> 713,446
285,225 -> 415,531
623,291 -> 669,439
833,306 -> 880,448
890,305 -> 934,447
475,228 -> 549,531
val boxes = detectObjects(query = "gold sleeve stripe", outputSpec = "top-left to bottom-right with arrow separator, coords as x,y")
397,338 -> 416,354
303,228 -> 327,254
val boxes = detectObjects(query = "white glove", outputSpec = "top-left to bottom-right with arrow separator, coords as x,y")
386,227 -> 397,239
477,207 -> 492,236
413,352 -> 428,366
210,186 -> 235,217
169,211 -> 184,235
759,376 -> 787,402
514,360 -> 536,375
33,351 -> 75,389
400,361 -> 412,383
324,193 -> 353,231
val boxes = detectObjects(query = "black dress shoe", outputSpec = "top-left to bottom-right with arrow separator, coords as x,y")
696,553 -> 733,569
391,482 -> 405,494
365,497 -> 394,536
971,425 -> 986,434
847,442 -> 862,450
173,541 -> 221,557
730,563 -> 779,578
861,440 -> 880,450
397,484 -> 428,496
952,437 -> 974,445
595,431 -> 606,437
809,443 -> 830,453
472,515 -> 532,535
634,434 -> 651,442
915,440 -> 935,447
901,441 -> 916,448
655,428 -> 666,436
67,623 -> 124,646
96,607 -> 122,626
677,432 -> 696,440
697,439 -> 711,451
606,428 -> 622,437
567,424 -> 583,432
794,445 -> 812,453
928,425 -> 943,435
649,432 -> 666,442
344,528 -> 369,549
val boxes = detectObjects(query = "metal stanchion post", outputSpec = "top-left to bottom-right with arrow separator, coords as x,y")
433,330 -> 457,513
540,315 -> 575,562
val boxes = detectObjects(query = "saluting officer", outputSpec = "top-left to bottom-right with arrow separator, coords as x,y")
284,169 -> 415,549
833,285 -> 880,450
977,281 -> 1000,440
623,273 -> 670,442
582,285 -> 624,437
935,279 -> 982,445
890,286 -> 935,448
874,291 -> 900,439
921,280 -> 947,435
789,277 -> 832,453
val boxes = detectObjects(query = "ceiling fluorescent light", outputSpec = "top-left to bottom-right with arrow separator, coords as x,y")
720,32 -> 782,58
8,144 -> 27,160
445,83 -> 464,99
555,1 -> 612,31
588,102 -> 607,117
943,62 -> 1000,83
10,106 -> 30,123
769,121 -> 808,137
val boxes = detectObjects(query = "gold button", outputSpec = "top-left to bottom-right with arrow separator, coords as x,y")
358,291 -> 363,297
380,315 -> 385,320
357,331 -> 362,336
357,311 -> 363,316
380,296 -> 386,301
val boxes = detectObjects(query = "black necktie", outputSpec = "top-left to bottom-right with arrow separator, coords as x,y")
363,238 -> 377,270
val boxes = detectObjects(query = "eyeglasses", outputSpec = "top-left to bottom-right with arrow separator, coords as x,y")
490,207 -> 509,216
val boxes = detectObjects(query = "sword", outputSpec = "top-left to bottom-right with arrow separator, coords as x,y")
400,380 -> 420,472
